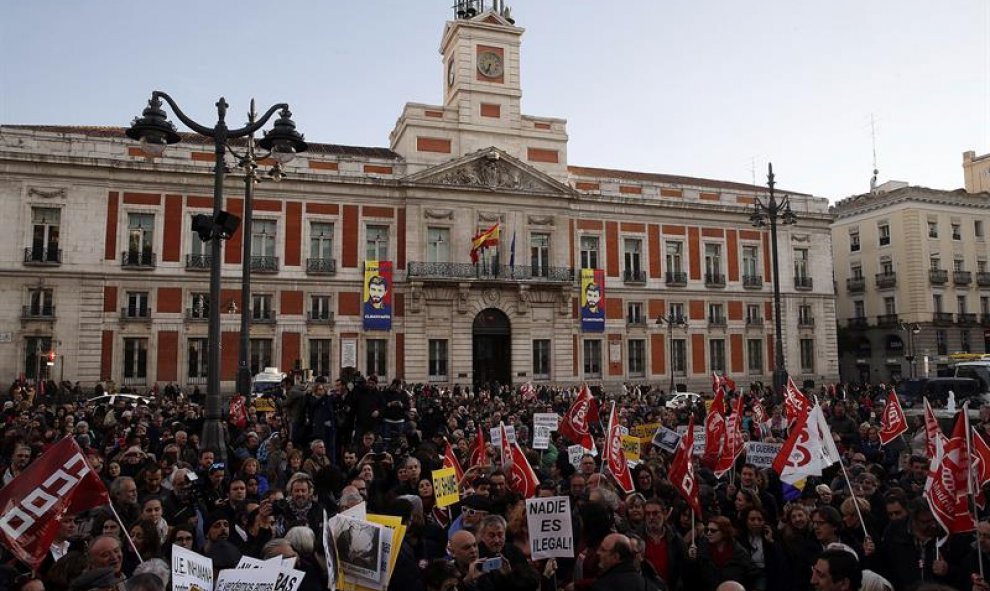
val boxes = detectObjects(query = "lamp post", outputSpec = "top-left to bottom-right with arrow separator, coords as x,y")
749,163 -> 797,400
899,321 -> 921,378
128,92 -> 306,462
656,313 -> 688,394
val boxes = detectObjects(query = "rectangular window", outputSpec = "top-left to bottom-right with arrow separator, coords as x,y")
123,338 -> 148,379
798,304 -> 813,324
954,259 -> 965,272
982,296 -> 990,315
961,330 -> 972,353
127,213 -> 154,263
952,223 -> 962,240
623,238 -> 643,280
747,339 -> 763,373
665,241 -> 684,273
928,220 -> 939,238
884,297 -> 896,315
366,339 -> 387,378
671,339 -> 687,374
28,288 -> 54,317
187,338 -> 209,379
310,295 -> 332,320
958,295 -> 968,314
24,336 -> 52,381
977,220 -> 985,240
626,302 -> 644,325
252,219 -> 277,257
669,302 -> 685,323
530,233 -> 550,276
366,225 -> 390,261
428,339 -> 448,382
708,303 -> 725,324
252,294 -> 274,320
583,339 -> 602,378
851,264 -> 863,279
742,245 -> 759,277
979,260 -> 988,273
746,304 -> 761,323
189,292 -> 209,319
628,339 -> 646,377
427,227 -> 450,263
934,294 -> 944,313
793,248 -> 809,279
310,222 -> 334,259
849,230 -> 860,252
931,256 -> 941,270
799,339 -> 815,372
704,243 -> 722,277
249,339 -> 273,375
709,339 -> 726,372
878,224 -> 890,246
580,236 -> 600,270
880,257 -> 893,274
532,340 -> 551,380
30,207 -> 60,261
126,291 -> 149,317
309,339 -> 332,379
854,300 -> 866,318
936,330 -> 948,356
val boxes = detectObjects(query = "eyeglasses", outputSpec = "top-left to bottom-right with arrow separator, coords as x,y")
463,508 -> 488,517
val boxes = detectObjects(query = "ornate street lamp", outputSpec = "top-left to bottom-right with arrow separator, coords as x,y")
656,313 -> 689,394
899,321 -> 922,378
749,163 -> 797,400
128,92 -> 306,462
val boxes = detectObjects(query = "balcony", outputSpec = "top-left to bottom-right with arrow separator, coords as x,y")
23,247 -> 61,266
406,262 -> 574,283
958,313 -> 978,326
185,254 -> 212,270
665,271 -> 687,287
848,317 -> 870,329
876,314 -> 900,328
929,269 -> 949,285
846,277 -> 866,293
622,269 -> 647,284
251,309 -> 276,324
121,251 -> 156,269
954,271 -> 973,286
708,316 -> 727,328
626,317 -> 648,328
978,273 -> 990,287
794,276 -> 813,291
798,316 -> 816,328
185,307 -> 210,322
982,314 -> 990,327
745,316 -> 764,327
307,311 -> 335,325
704,273 -> 726,288
306,258 -> 337,275
743,275 -> 763,289
22,306 -> 56,320
933,312 -> 954,325
875,273 -> 897,289
120,307 -> 151,323
250,256 -> 279,273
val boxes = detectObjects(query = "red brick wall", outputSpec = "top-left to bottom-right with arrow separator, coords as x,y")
605,222 -> 619,277
339,292 -> 360,316
104,286 -> 117,313
648,224 -> 661,278
726,229 -> 739,282
651,334 -> 665,375
730,334 -> 744,374
157,288 -> 182,313
342,205 -> 359,268
221,332 -> 239,380
162,195 -> 182,262
105,192 -> 119,260
396,333 -> 405,379
281,332 -> 301,371
692,334 -> 706,375
688,227 -> 701,280
225,198 -> 243,265
157,331 -> 178,381
100,330 -> 113,380
285,201 -> 302,267
281,291 -> 304,315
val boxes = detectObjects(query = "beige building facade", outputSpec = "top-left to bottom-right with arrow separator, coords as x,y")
832,183 -> 990,382
964,150 -> 990,194
0,8 -> 837,391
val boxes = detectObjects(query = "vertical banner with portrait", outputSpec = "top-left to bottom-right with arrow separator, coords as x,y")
363,260 -> 392,331
580,268 -> 605,332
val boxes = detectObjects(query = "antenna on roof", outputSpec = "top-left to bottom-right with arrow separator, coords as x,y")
870,113 -> 879,194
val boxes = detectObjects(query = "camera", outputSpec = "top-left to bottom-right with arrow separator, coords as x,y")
272,499 -> 290,516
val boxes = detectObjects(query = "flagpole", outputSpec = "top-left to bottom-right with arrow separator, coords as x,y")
835,456 -> 870,540
964,403 -> 985,578
107,502 -> 144,564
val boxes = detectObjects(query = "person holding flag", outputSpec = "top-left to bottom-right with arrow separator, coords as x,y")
559,384 -> 599,452
603,402 -> 634,494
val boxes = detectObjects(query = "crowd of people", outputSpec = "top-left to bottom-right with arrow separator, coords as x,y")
1,374 -> 989,591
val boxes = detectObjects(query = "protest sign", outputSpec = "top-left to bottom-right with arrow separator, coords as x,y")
745,441 -> 784,469
651,427 -> 682,454
491,425 -> 516,446
567,444 -> 585,468
329,515 -> 386,584
432,467 -> 460,508
621,435 -> 642,462
322,510 -> 337,591
525,496 -> 575,560
172,545 -> 213,591
677,425 -> 706,456
533,413 -> 559,431
533,425 -> 552,450
215,568 -> 278,591
631,422 -> 661,439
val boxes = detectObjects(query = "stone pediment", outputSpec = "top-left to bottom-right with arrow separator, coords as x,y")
404,147 -> 575,197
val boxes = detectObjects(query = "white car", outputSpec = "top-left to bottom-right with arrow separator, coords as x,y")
86,393 -> 152,406
665,392 -> 702,409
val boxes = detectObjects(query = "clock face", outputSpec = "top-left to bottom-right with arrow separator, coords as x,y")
477,51 -> 503,78
448,60 -> 455,86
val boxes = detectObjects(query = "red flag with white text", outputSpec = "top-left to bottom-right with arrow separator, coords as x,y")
972,428 -> 990,508
604,403 -> 635,493
0,437 -> 110,569
925,431 -> 975,540
702,388 -> 727,469
784,377 -> 812,426
468,429 -> 488,469
924,398 -> 945,460
878,389 -> 908,446
443,440 -> 464,483
715,394 -> 745,477
559,384 -> 599,451
669,416 -> 701,517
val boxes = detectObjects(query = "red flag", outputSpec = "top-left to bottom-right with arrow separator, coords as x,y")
944,410 -> 971,497
0,437 -> 110,569
499,423 -> 513,471
711,372 -> 737,395
972,428 -> 990,508
229,394 -> 248,429
702,388 -> 727,469
443,440 -> 464,483
784,377 -> 812,425
752,399 -> 770,440
925,431 -> 975,538
878,389 -> 908,446
714,395 -> 745,477
500,422 -> 538,497
468,429 -> 488,469
520,382 -> 536,402
669,416 -> 701,516
711,372 -> 721,394
559,385 -> 598,450
604,403 -> 634,493
924,398 -> 944,460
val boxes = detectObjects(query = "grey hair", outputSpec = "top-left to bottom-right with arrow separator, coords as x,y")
596,486 -> 620,511
171,468 -> 191,486
479,514 -> 507,532
285,526 -> 315,554
109,476 -> 136,499
339,492 -> 364,507
261,537 -> 293,559
404,456 -> 421,469
133,558 -> 170,587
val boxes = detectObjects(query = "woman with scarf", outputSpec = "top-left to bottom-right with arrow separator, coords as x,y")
685,515 -> 759,591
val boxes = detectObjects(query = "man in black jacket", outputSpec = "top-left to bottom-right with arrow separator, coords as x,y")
592,533 -> 661,591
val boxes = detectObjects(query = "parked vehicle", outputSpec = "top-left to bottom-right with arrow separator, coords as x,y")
665,392 -> 702,409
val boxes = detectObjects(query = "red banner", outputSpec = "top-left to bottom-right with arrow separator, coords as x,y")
702,388 -> 726,469
443,440 -> 464,483
468,428 -> 488,470
926,430 -> 975,539
714,394 -> 745,477
878,390 -> 908,446
0,437 -> 110,569
924,398 -> 944,460
670,416 -> 701,517
559,385 -> 598,451
784,377 -> 812,425
500,423 -> 538,498
604,403 -> 634,493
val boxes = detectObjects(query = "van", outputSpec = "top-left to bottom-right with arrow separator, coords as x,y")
953,361 -> 990,392
920,377 -> 985,407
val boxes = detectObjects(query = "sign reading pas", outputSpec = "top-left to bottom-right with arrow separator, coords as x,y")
363,260 -> 392,331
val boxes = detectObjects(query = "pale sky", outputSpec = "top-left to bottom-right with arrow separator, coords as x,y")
2,1 -> 988,200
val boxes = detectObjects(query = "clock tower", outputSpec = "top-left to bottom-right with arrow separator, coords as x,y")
390,1 -> 569,180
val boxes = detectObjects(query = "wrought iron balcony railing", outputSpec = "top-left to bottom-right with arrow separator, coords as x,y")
743,275 -> 763,289
978,272 -> 990,287
626,318 -> 647,327
406,262 -> 574,283
704,273 -> 726,287
745,316 -> 764,327
708,316 -> 727,327
929,269 -> 949,284
120,307 -> 151,322
933,312 -> 954,324
307,311 -> 335,324
306,258 -> 337,275
876,314 -> 899,328
23,247 -> 62,266
875,273 -> 897,289
848,317 -> 869,329
798,316 -> 816,328
954,271 -> 973,285
622,269 -> 647,284
22,305 -> 55,319
121,251 -> 156,268
847,277 -> 865,293
185,307 -> 210,321
982,314 -> 990,327
665,271 -> 687,286
251,309 -> 277,324
958,312 -> 978,326
185,254 -> 212,270
794,276 -> 813,290
251,256 -> 279,273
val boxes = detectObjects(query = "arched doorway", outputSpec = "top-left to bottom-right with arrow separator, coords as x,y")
473,308 -> 511,388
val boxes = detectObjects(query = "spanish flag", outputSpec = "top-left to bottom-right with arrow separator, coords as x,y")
470,223 -> 500,263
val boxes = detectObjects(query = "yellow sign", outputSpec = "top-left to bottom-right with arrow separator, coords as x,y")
432,467 -> 460,508
252,397 -> 276,413
630,422 -> 660,439
621,435 -> 641,462
704,399 -> 714,411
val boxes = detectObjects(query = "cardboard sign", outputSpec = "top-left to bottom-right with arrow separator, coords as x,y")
567,444 -> 585,468
432,467 -> 460,508
533,425 -> 552,450
533,413 -> 560,431
253,397 -> 277,413
631,422 -> 661,439
525,496 -> 575,560
172,545 -> 214,591
676,425 -> 707,456
621,435 -> 642,462
745,441 -> 784,470
491,425 -> 516,446
651,427 -> 682,454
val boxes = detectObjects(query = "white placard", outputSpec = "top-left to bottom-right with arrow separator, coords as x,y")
676,425 -> 707,456
651,427 -> 682,454
567,444 -> 585,467
533,425 -> 552,449
526,496 -> 575,560
491,425 -> 517,446
745,441 -> 784,469
215,567 -> 279,591
341,339 -> 357,369
533,413 -> 560,431
171,545 -> 213,591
